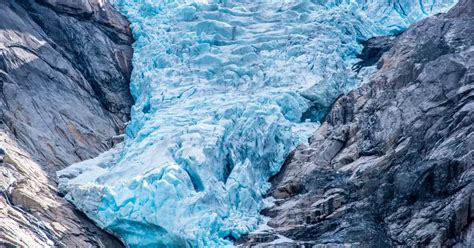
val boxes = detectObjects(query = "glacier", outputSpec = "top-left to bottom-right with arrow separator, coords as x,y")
57,0 -> 457,247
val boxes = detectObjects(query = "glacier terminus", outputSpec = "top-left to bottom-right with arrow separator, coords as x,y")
57,0 -> 458,247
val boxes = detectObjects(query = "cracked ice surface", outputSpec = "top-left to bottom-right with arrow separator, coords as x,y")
58,0 -> 457,246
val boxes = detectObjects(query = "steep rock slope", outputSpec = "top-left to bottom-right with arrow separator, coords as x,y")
241,0 -> 473,246
0,0 -> 133,246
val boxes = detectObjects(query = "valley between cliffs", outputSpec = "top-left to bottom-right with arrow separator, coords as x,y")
0,0 -> 472,247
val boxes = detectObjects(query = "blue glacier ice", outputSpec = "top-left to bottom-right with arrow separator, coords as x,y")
58,0 -> 457,247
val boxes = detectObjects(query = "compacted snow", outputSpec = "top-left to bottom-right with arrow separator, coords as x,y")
58,0 -> 456,246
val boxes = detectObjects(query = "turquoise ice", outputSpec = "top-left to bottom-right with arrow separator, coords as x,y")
58,0 -> 457,246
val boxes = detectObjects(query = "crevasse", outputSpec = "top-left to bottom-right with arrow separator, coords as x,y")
58,0 -> 457,247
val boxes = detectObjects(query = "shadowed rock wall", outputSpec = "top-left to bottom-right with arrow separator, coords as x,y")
0,0 -> 133,246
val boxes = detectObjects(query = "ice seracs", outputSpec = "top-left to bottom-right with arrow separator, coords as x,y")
58,0 -> 457,246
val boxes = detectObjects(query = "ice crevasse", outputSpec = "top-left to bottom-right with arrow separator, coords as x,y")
58,0 -> 457,247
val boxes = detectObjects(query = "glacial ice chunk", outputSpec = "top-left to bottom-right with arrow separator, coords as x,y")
58,0 -> 457,247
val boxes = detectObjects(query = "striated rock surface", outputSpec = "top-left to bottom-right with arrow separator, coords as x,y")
241,0 -> 473,247
0,0 -> 133,246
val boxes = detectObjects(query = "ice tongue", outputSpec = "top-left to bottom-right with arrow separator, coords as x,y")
58,0 -> 457,246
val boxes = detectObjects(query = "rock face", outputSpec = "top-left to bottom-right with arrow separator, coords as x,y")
0,0 -> 133,246
241,0 -> 473,247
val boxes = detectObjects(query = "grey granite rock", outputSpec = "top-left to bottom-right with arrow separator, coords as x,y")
0,0 -> 132,246
240,0 -> 473,247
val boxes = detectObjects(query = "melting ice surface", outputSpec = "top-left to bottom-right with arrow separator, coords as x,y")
58,0 -> 456,247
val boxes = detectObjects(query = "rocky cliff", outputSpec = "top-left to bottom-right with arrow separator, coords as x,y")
0,0 -> 133,246
241,0 -> 473,247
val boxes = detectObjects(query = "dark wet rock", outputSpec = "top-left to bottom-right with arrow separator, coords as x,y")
353,36 -> 396,72
241,0 -> 473,247
0,0 -> 132,246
